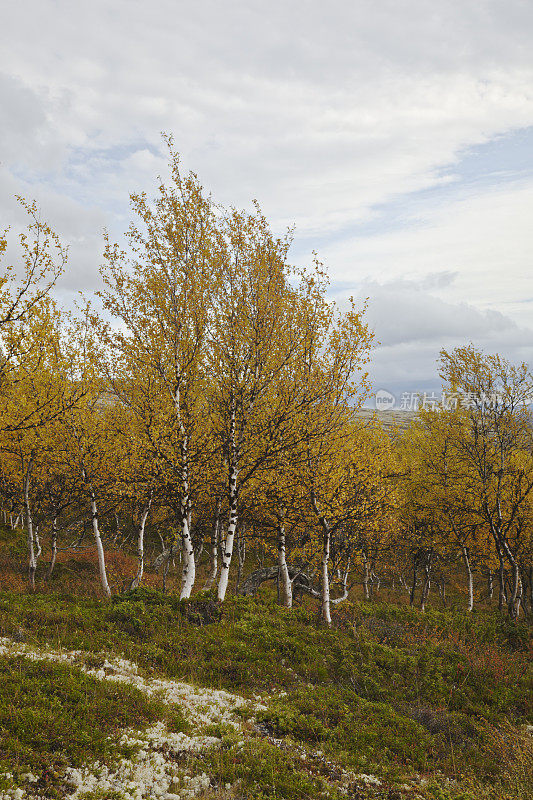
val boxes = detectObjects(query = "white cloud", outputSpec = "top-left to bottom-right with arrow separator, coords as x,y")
0,0 -> 532,383
355,276 -> 533,395
324,179 -> 533,328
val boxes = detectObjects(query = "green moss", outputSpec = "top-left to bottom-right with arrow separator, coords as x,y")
0,588 -> 530,799
0,655 -> 188,797
197,737 -> 346,800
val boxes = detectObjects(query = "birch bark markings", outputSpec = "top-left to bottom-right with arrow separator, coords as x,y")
82,466 -> 112,599
217,398 -> 238,602
277,517 -> 293,608
175,385 -> 196,600
45,514 -> 58,581
23,457 -> 38,590
203,499 -> 221,590
320,521 -> 332,626
130,492 -> 153,591
461,545 -> 474,613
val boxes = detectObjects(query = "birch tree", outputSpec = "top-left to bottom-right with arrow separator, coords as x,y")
207,211 -> 340,602
439,346 -> 533,618
0,299 -> 84,588
100,144 -> 222,599
0,201 -> 67,433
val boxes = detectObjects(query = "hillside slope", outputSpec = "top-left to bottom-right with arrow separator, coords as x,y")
0,586 -> 531,800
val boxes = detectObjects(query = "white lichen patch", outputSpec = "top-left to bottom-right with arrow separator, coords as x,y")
0,637 -> 259,799
355,773 -> 382,786
65,723 -> 216,800
0,637 -> 255,729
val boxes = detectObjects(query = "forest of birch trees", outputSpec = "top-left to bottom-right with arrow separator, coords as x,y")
1,151 -> 532,622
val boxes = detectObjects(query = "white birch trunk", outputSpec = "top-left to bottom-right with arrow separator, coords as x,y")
81,466 -> 111,598
46,514 -> 58,580
217,473 -> 238,602
203,501 -> 220,591
277,520 -> 292,608
505,545 -> 522,619
420,552 -> 433,612
130,493 -> 152,591
217,400 -> 238,603
24,460 -> 38,590
180,511 -> 196,598
173,385 -> 196,600
311,492 -> 332,625
487,569 -> 494,601
461,545 -> 474,612
179,436 -> 195,599
362,550 -> 370,601
321,525 -> 331,625
89,492 -> 112,598
34,526 -> 42,561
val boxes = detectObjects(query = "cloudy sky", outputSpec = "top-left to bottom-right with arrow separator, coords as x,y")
1,0 -> 532,405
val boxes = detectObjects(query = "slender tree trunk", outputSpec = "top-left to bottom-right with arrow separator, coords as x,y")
89,490 -> 111,597
506,553 -> 522,619
203,500 -> 220,591
362,550 -> 370,601
461,545 -> 474,612
172,383 -> 196,600
45,514 -> 58,580
81,466 -> 111,598
277,519 -> 292,608
218,477 -> 237,601
420,551 -> 433,612
24,460 -> 38,590
321,524 -> 332,625
235,525 -> 246,594
179,434 -> 195,600
438,577 -> 447,606
162,555 -> 170,593
310,492 -> 332,625
195,538 -> 204,560
180,503 -> 195,599
496,536 -> 522,619
130,492 -> 152,591
518,568 -> 527,614
218,399 -> 238,602
409,556 -> 419,607
498,555 -> 507,612
487,569 -> 494,602
34,525 -> 42,568
113,513 -> 121,545
368,569 -> 380,599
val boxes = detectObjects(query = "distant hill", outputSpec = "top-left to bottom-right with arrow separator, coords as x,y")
357,407 -> 416,434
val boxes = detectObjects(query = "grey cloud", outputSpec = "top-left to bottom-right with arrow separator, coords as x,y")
356,278 -> 533,396
0,0 -> 532,385
2,1 -> 533,231
361,278 -> 520,347
0,74 -> 47,164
